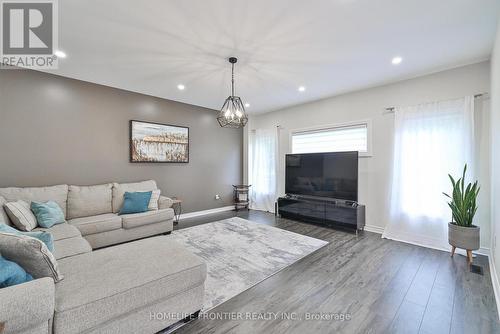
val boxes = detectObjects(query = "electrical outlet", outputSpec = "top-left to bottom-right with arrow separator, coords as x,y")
215,194 -> 221,200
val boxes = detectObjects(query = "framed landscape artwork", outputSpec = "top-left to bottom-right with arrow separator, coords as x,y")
130,120 -> 189,163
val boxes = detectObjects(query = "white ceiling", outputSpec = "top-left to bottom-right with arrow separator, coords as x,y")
46,0 -> 500,114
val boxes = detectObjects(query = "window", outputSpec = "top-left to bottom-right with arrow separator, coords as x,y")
248,129 -> 277,212
291,122 -> 370,155
383,96 -> 474,250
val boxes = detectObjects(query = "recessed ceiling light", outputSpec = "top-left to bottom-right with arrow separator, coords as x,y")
244,103 -> 250,108
391,56 -> 403,65
177,84 -> 185,90
298,86 -> 306,92
54,50 -> 66,58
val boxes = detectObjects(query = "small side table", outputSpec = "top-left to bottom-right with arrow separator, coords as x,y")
233,185 -> 251,211
171,199 -> 182,224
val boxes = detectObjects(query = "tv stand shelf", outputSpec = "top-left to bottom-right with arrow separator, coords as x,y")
277,196 -> 365,232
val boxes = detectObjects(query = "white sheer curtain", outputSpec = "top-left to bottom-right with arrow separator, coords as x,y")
382,96 -> 475,250
249,129 -> 277,212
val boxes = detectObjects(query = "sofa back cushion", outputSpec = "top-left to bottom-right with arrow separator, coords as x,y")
67,184 -> 112,219
30,201 -> 66,228
112,180 -> 157,213
0,195 -> 13,226
0,185 -> 69,218
4,200 -> 38,231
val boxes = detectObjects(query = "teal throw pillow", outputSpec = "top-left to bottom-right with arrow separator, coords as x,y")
119,191 -> 152,215
30,201 -> 65,228
0,255 -> 33,288
0,223 -> 54,252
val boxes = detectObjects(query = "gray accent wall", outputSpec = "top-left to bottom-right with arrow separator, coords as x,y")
0,69 -> 242,213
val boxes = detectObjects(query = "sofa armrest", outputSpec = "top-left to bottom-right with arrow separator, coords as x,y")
158,196 -> 174,209
0,277 -> 55,333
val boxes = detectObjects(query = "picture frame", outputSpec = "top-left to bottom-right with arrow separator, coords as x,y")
130,120 -> 189,163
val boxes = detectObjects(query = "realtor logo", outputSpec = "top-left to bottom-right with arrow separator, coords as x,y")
1,0 -> 58,69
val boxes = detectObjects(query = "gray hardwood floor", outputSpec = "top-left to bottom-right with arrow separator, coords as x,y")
173,210 -> 499,334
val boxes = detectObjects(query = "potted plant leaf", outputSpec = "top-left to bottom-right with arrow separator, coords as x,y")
443,164 -> 480,263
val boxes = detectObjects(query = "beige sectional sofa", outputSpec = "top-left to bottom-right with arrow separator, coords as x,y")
0,180 -> 175,250
0,180 -> 207,334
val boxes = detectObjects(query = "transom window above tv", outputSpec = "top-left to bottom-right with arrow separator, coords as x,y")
291,121 -> 371,156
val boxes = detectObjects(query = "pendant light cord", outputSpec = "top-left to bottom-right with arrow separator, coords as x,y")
231,62 -> 235,97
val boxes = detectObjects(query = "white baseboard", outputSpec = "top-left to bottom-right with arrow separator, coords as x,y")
381,236 -> 490,257
364,224 -> 385,234
478,247 -> 491,256
366,224 -> 491,256
489,255 -> 500,320
180,206 -> 234,220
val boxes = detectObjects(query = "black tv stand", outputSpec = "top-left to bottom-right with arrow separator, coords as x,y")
277,196 -> 365,232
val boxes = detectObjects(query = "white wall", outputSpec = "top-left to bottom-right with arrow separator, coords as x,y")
247,61 -> 491,250
491,21 -> 500,304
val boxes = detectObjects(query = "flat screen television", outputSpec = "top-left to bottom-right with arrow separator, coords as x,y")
285,151 -> 358,201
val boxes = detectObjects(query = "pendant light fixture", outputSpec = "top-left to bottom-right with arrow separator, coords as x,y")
217,57 -> 248,128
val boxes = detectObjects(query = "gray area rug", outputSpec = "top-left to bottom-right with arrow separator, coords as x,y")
168,217 -> 328,311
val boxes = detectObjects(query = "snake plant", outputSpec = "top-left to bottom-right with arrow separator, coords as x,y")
443,164 -> 480,227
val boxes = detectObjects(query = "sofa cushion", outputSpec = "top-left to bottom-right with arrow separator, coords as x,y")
148,189 -> 161,210
0,232 -> 64,282
121,208 -> 174,229
0,184 -> 69,218
83,221 -> 173,249
0,223 -> 54,252
53,237 -> 92,260
68,213 -> 122,236
30,201 -> 65,228
54,237 -> 206,334
112,180 -> 157,213
0,196 -> 12,226
34,223 -> 81,241
3,200 -> 38,231
0,255 -> 33,288
67,184 -> 113,219
119,191 -> 152,215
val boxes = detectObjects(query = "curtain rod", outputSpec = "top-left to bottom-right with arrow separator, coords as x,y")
250,125 -> 284,132
384,93 -> 489,114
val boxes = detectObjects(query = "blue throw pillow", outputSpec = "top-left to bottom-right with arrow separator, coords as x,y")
119,191 -> 152,215
0,256 -> 33,288
30,201 -> 65,228
0,223 -> 54,252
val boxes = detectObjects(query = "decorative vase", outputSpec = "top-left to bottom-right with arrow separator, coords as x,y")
448,222 -> 480,263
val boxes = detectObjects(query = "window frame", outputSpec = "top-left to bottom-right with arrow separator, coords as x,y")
289,119 -> 373,157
